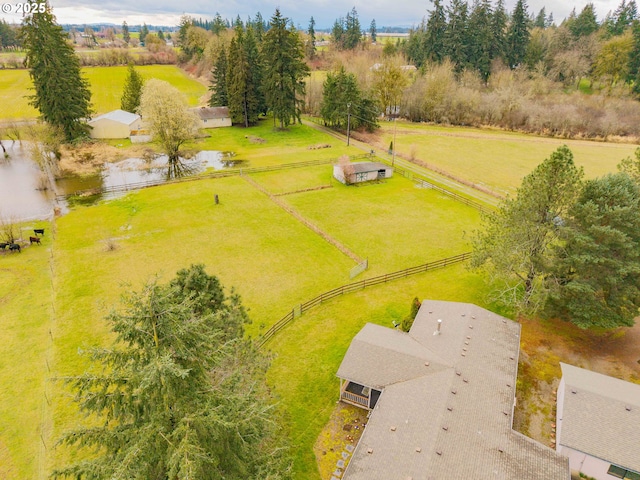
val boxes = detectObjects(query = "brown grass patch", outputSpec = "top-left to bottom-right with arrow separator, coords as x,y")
515,315 -> 640,446
58,143 -> 157,177
314,403 -> 367,479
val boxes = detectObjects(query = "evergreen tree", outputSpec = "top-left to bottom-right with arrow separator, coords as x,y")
262,9 -> 309,128
468,0 -> 494,81
344,7 -> 362,50
332,17 -> 345,49
546,173 -> 640,329
227,27 -> 260,127
212,13 -> 227,35
471,146 -> 584,312
630,19 -> 640,91
157,29 -> 164,41
307,16 -> 317,58
244,26 -> 266,115
534,7 -> 547,29
321,67 -> 379,132
121,20 -> 130,44
491,0 -> 508,63
370,19 -> 377,43
568,3 -> 599,38
120,64 -> 144,113
21,0 -> 92,142
405,21 -> 428,67
52,265 -> 292,479
445,0 -> 470,71
209,47 -> 228,107
506,0 -> 530,68
424,0 -> 447,63
139,22 -> 149,44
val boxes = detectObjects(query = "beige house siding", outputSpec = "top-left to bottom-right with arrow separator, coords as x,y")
197,116 -> 232,129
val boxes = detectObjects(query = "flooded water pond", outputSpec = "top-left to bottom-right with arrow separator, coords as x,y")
0,141 -> 242,220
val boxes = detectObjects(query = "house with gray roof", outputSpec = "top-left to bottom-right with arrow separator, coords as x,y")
337,300 -> 569,480
192,107 -> 232,129
88,109 -> 143,139
556,363 -> 640,480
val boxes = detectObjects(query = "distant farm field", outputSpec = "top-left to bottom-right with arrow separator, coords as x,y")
0,65 -> 207,121
376,121 -> 638,196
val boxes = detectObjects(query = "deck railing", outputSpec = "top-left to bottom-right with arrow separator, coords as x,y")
341,391 -> 369,408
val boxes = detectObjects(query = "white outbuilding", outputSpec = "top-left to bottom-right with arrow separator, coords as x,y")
333,161 -> 393,185
88,110 -> 143,139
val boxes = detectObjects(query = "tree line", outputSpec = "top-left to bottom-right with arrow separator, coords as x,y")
402,0 -> 640,90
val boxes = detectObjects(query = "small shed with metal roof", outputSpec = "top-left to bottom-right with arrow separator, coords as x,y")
333,161 -> 393,185
556,363 -> 640,480
88,109 -> 143,139
337,300 -> 570,480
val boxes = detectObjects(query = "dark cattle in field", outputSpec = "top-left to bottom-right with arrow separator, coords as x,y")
34,228 -> 45,236
29,236 -> 41,245
0,243 -> 7,250
9,244 -> 20,253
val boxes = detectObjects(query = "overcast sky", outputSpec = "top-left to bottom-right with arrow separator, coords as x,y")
0,0 -> 628,29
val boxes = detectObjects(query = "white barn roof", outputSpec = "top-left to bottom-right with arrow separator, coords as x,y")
89,109 -> 140,126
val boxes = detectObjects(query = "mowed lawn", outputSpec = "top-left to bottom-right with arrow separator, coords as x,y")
0,223 -> 52,480
252,166 -> 480,273
0,65 -> 207,120
377,121 -> 638,196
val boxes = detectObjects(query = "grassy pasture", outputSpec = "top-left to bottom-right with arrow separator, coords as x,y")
0,223 -> 52,480
41,161 -> 481,474
377,121 -> 638,196
0,65 -> 207,121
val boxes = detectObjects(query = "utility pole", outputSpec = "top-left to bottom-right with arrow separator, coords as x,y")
346,102 -> 351,146
392,116 -> 397,166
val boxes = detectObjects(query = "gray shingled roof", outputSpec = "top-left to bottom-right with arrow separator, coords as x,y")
193,106 -> 230,120
340,300 -> 569,480
89,109 -> 140,125
350,162 -> 391,174
558,363 -> 640,473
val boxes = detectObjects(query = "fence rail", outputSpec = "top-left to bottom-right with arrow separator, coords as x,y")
257,252 -> 471,348
56,154 -> 373,200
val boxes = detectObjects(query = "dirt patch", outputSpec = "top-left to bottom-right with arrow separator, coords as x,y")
245,135 -> 266,144
314,402 -> 367,480
58,143 -> 157,177
514,316 -> 640,447
308,143 -> 332,150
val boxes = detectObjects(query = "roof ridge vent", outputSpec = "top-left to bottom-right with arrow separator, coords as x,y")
433,319 -> 442,336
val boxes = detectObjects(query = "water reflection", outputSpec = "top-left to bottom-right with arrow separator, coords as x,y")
0,142 -> 242,221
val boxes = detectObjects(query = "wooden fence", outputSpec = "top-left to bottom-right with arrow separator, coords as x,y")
56,154 -> 373,200
257,252 -> 471,348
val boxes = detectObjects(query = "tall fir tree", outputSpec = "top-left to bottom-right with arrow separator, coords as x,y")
468,0 -> 495,81
262,9 -> 309,128
51,265 -> 292,479
534,7 -> 547,29
344,7 -> 362,50
121,20 -> 130,44
491,0 -> 508,63
444,0 -> 470,71
227,27 -> 260,127
120,64 -> 144,113
423,0 -> 447,63
139,22 -> 149,44
506,0 -> 530,68
307,16 -> 317,58
209,47 -> 229,107
21,0 -> 92,142
370,19 -> 377,43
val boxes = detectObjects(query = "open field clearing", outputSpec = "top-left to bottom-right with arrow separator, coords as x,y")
374,121 -> 638,197
39,165 -> 482,474
0,224 -> 52,480
0,65 -> 207,121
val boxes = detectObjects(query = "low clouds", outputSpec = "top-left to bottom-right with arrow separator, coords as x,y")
0,0 -> 625,28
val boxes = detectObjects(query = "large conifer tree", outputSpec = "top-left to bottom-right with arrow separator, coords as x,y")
21,0 -> 92,142
120,64 -> 144,113
262,9 -> 309,128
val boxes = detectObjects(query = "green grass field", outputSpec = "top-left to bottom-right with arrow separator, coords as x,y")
3,113 -> 638,478
0,65 -> 207,120
378,121 -> 638,196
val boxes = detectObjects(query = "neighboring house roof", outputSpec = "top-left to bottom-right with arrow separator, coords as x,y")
350,162 -> 391,174
89,109 -> 140,126
193,106 -> 230,120
558,363 -> 640,473
339,300 -> 569,480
